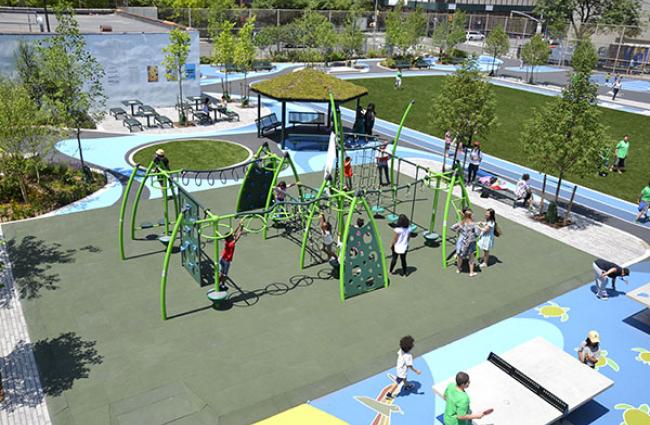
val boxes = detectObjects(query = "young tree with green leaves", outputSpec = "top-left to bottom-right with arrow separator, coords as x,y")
485,26 -> 509,76
0,80 -> 60,203
163,28 -> 192,124
212,20 -> 236,97
430,63 -> 497,166
14,41 -> 45,106
234,17 -> 256,104
207,0 -> 237,38
535,0 -> 642,38
522,41 -> 607,221
385,5 -> 427,57
294,10 -> 336,63
430,10 -> 466,57
521,34 -> 550,84
36,4 -> 105,175
571,38 -> 598,73
338,10 -> 364,63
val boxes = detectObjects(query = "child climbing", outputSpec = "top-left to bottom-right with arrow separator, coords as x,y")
219,222 -> 244,291
320,213 -> 337,261
344,156 -> 353,190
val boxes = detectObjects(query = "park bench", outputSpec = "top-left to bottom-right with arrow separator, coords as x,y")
110,107 -> 127,119
288,111 -> 325,129
414,58 -> 430,69
217,106 -> 239,122
192,111 -> 212,126
472,171 -> 530,208
155,114 -> 174,128
256,113 -> 282,136
224,63 -> 241,73
122,116 -> 144,133
253,60 -> 273,72
394,60 -> 411,70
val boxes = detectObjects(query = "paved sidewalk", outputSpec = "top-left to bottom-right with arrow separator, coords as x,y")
401,158 -> 650,266
0,226 -> 51,425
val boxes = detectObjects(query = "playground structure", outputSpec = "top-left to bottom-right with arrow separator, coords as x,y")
117,97 -> 472,320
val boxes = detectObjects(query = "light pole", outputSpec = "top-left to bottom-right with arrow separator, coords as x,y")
373,0 -> 378,50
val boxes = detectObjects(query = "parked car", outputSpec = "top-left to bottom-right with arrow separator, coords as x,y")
465,31 -> 485,41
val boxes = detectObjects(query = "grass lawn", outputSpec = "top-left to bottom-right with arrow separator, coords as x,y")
132,139 -> 250,170
346,76 -> 650,202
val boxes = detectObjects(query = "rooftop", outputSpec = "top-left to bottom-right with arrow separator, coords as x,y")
0,8 -> 176,34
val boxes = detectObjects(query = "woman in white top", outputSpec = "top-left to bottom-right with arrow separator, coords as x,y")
477,208 -> 497,269
466,140 -> 482,185
390,214 -> 412,276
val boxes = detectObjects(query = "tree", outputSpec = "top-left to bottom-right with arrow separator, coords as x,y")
163,28 -> 191,124
35,4 -> 105,175
430,10 -> 466,57
293,10 -> 336,63
535,0 -> 642,38
571,38 -> 598,73
385,5 -> 427,57
521,34 -> 550,84
430,63 -> 497,166
14,42 -> 45,106
207,0 -> 237,39
234,17 -> 256,104
338,10 -> 364,62
212,20 -> 236,97
0,80 -> 59,203
484,26 -> 509,76
522,72 -> 608,220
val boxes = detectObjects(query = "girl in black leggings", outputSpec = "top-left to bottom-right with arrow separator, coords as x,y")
390,214 -> 412,276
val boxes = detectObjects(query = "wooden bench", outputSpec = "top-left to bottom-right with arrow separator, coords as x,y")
224,63 -> 241,73
155,114 -> 174,128
394,60 -> 411,70
192,111 -> 212,126
110,107 -> 127,119
122,116 -> 143,132
288,111 -> 325,129
256,113 -> 282,137
253,60 -> 273,71
472,172 -> 529,208
217,106 -> 239,122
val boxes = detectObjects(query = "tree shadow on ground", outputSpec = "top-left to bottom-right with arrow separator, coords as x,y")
5,236 -> 79,300
32,332 -> 103,397
0,333 -> 102,412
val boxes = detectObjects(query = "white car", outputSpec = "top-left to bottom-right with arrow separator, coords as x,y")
466,31 -> 485,41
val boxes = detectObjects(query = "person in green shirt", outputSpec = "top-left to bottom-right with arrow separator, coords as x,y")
612,135 -> 630,174
443,372 -> 493,425
636,181 -> 650,222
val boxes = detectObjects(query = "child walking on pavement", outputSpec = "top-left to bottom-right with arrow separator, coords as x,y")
386,335 -> 421,399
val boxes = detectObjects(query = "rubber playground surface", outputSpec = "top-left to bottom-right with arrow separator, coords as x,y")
3,169 -> 598,425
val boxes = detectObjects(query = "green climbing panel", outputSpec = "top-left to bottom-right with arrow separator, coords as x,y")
342,221 -> 385,299
237,161 -> 275,213
178,188 -> 202,286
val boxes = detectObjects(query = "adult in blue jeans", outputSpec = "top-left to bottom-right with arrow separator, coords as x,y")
592,258 -> 629,300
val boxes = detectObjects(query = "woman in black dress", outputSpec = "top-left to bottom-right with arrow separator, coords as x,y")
364,103 -> 376,136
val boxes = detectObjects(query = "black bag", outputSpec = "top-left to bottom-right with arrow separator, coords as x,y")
480,188 -> 490,198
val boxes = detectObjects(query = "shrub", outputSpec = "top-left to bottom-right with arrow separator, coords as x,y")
200,56 -> 212,64
366,49 -> 384,59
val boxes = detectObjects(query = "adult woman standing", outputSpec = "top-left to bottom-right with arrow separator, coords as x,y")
451,210 -> 479,277
364,103 -> 376,136
477,208 -> 498,269
466,141 -> 482,185
352,104 -> 365,136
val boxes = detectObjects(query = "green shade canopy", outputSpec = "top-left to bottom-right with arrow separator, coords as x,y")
250,68 -> 368,102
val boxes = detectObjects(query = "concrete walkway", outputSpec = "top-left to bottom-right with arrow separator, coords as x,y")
0,226 -> 51,425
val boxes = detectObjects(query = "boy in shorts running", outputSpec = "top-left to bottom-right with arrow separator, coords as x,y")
386,335 -> 421,399
219,222 -> 244,291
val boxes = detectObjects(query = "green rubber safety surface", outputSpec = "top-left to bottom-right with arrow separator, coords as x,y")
3,170 -> 594,425
132,139 -> 249,171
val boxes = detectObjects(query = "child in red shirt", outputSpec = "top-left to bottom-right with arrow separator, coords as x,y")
219,222 -> 243,291
344,156 -> 353,190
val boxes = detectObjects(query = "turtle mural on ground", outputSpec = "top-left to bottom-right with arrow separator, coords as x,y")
631,348 -> 650,365
614,403 -> 650,425
594,349 -> 620,372
534,301 -> 570,322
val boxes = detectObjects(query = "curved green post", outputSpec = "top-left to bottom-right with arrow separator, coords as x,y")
329,93 -> 346,240
338,196 -> 358,302
360,196 -> 389,290
118,164 -> 141,260
236,144 -> 267,212
261,155 -> 288,240
160,212 -> 184,321
441,171 -> 457,269
130,160 -> 155,240
299,179 -> 328,269
428,173 -> 442,233
389,99 -> 415,185
213,221 -> 220,291
162,175 -> 170,236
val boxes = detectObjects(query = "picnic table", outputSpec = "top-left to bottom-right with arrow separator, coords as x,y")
207,103 -> 223,122
138,105 -> 157,127
121,99 -> 143,116
187,96 -> 203,110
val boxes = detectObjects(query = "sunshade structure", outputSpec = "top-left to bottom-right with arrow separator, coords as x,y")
250,68 -> 368,148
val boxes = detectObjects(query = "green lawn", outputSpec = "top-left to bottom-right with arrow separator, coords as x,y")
346,76 -> 649,202
132,139 -> 250,170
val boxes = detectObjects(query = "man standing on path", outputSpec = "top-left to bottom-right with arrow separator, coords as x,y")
611,135 -> 630,174
636,181 -> 650,222
592,258 -> 629,300
612,77 -> 622,100
443,372 -> 493,425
